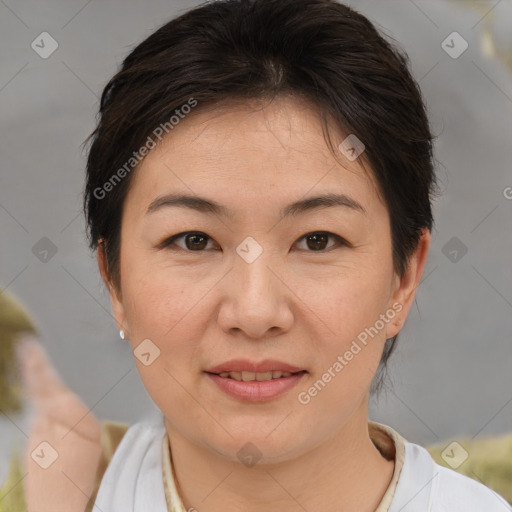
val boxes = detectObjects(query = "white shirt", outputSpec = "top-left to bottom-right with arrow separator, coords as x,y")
94,418 -> 511,511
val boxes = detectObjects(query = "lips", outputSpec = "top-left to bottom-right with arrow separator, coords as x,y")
217,370 -> 301,381
205,359 -> 306,374
206,370 -> 307,402
204,359 -> 307,401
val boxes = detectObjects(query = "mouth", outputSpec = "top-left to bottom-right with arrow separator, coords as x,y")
205,359 -> 306,375
207,370 -> 307,381
204,360 -> 308,402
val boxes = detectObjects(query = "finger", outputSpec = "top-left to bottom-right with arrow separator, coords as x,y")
15,334 -> 67,403
16,335 -> 101,441
24,418 -> 103,512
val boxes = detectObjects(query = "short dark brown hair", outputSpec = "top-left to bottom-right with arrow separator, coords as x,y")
83,0 -> 437,393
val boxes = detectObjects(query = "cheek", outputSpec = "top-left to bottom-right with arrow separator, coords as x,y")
121,271 -> 207,420
121,249 -> 193,335
299,265 -> 393,395
304,265 -> 392,342
121,261 -> 214,381
124,278 -> 201,353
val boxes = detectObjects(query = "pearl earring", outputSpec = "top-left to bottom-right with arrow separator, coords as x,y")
119,329 -> 125,340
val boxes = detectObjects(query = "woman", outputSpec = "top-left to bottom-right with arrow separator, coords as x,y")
19,0 -> 512,510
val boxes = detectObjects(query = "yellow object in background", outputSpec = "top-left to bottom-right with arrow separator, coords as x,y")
449,0 -> 512,77
0,449 -> 27,512
0,289 -> 38,415
428,433 -> 512,505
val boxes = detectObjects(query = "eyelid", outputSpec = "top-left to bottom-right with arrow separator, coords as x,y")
157,230 -> 350,252
294,231 -> 349,251
156,231 -> 215,251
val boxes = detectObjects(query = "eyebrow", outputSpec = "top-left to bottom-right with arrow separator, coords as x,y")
145,192 -> 366,219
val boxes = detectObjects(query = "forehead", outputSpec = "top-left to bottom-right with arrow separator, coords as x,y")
124,96 -> 383,219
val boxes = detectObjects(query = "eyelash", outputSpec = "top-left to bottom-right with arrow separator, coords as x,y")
157,231 -> 350,253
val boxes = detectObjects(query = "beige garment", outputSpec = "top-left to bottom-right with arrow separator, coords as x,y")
370,422 -> 407,511
161,421 -> 407,512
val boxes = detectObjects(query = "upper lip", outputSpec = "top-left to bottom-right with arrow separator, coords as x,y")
205,359 -> 306,374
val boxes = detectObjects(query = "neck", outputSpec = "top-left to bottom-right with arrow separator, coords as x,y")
164,403 -> 395,512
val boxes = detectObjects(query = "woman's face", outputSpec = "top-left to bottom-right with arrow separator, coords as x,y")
100,96 -> 429,463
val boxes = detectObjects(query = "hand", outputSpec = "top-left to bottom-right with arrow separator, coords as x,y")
16,335 -> 102,512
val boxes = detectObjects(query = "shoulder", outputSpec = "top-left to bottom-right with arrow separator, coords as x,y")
92,419 -> 160,488
92,418 -> 169,511
85,420 -> 130,511
88,420 -> 165,510
374,422 -> 512,512
433,462 -> 511,511
371,423 -> 512,512
427,432 -> 512,511
398,440 -> 511,512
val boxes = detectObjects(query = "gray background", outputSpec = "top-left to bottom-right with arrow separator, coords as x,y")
1,0 -> 511,482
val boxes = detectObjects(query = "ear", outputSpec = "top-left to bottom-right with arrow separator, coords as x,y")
385,229 -> 431,339
97,241 -> 128,335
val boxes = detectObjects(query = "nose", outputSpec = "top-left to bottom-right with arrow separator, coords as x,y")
217,246 -> 294,340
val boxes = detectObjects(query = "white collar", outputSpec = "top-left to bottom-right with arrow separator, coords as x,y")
94,418 -> 510,512
94,419 -> 169,512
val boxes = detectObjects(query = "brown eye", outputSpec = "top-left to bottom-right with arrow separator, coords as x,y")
159,231 -> 216,251
159,230 -> 347,253
183,233 -> 209,250
295,232 -> 345,252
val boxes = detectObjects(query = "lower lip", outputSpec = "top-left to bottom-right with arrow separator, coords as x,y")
205,371 -> 307,402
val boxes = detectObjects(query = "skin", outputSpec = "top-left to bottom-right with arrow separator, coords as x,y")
98,95 -> 430,512
17,336 -> 102,512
